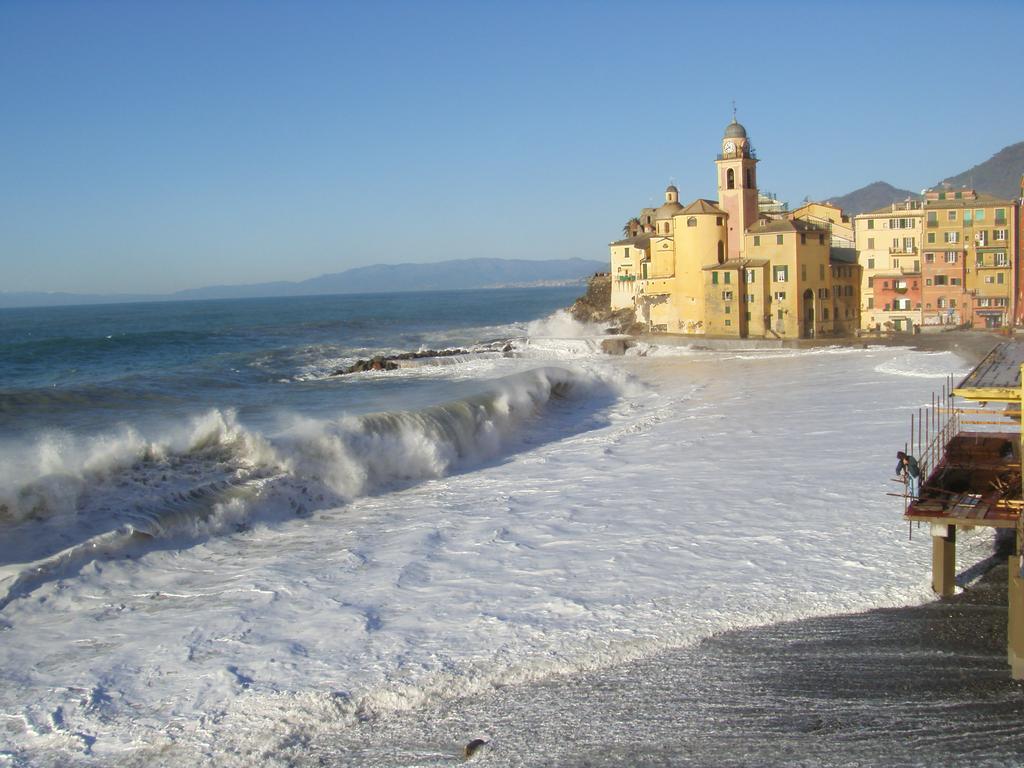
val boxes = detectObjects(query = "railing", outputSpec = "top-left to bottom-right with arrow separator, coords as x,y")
900,375 -> 960,508
715,148 -> 758,161
899,375 -> 1021,508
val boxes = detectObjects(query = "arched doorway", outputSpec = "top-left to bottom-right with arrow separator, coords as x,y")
802,289 -> 815,338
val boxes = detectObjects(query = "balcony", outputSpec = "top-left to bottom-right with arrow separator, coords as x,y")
715,148 -> 758,161
889,245 -> 918,255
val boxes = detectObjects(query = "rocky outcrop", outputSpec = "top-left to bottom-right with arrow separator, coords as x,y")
330,346 -> 513,376
569,274 -> 644,335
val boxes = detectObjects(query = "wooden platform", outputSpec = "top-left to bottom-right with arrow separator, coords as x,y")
905,431 -> 1021,529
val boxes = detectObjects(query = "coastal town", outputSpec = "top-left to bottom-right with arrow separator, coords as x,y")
609,118 -> 1023,337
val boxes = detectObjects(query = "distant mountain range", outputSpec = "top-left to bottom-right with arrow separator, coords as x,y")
827,141 -> 1024,215
0,257 -> 606,309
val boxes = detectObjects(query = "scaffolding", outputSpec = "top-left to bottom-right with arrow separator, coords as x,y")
895,340 -> 1024,679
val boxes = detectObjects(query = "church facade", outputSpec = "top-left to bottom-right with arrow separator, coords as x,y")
610,120 -> 862,338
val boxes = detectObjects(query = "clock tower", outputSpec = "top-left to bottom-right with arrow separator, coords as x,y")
715,117 -> 759,261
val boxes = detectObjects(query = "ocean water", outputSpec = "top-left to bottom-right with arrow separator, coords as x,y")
0,289 -> 998,766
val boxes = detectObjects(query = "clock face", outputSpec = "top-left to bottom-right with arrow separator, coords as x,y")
724,140 -> 735,153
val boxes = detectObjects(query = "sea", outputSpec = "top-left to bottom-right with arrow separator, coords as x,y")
0,287 -> 1015,766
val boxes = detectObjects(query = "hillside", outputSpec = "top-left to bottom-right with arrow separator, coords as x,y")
937,141 -> 1024,200
826,181 -> 918,216
828,140 -> 1024,215
171,257 -> 605,300
0,257 -> 606,309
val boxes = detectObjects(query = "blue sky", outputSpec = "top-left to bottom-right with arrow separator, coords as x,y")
2,0 -> 1023,294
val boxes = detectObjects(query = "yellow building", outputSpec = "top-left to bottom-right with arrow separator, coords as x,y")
854,201 -> 924,332
922,188 -> 1017,329
789,202 -> 854,248
631,195 -> 729,333
744,219 -> 835,338
608,235 -> 649,310
609,119 -> 861,338
830,249 -> 862,335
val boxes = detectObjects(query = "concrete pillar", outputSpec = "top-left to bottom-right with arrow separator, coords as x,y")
931,523 -> 956,597
1010,555 -> 1024,680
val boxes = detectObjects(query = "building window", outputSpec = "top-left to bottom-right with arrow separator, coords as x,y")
725,305 -> 731,314
745,169 -> 752,189
746,269 -> 756,283
995,208 -> 1006,223
985,276 -> 995,284
976,254 -> 985,267
724,272 -> 731,284
924,252 -> 934,263
718,240 -> 725,263
996,252 -> 1009,267
867,219 -> 874,230
745,311 -> 751,321
687,217 -> 698,227
975,209 -> 985,221
802,265 -> 807,281
951,277 -> 961,286
935,275 -> 947,286
747,293 -> 755,303
944,231 -> 959,244
773,265 -> 788,282
722,291 -> 734,300
726,168 -> 735,190
712,271 -> 718,284
927,233 -> 935,243
867,276 -> 874,287
945,251 -> 958,263
927,212 -> 937,226
948,210 -> 956,221
776,234 -> 784,245
819,234 -> 825,245
998,272 -> 1004,284
867,257 -> 875,269
937,298 -> 946,308
926,278 -> 932,286
777,309 -> 784,320
867,238 -> 875,249
753,235 -> 760,246
774,291 -> 786,300
716,216 -> 723,225
995,229 -> 1007,241
725,319 -> 731,326
867,297 -> 874,309
819,264 -> 825,280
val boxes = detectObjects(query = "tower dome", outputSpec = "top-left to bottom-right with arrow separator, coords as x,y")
665,184 -> 679,204
724,119 -> 747,139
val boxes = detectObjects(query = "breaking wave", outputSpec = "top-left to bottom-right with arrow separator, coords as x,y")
0,367 -> 617,609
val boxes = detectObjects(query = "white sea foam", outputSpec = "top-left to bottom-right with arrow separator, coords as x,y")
0,342 -> 985,766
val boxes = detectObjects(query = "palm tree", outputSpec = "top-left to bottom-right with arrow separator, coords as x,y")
622,217 -> 641,237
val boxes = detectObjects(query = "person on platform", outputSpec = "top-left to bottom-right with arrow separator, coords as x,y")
896,450 -> 921,500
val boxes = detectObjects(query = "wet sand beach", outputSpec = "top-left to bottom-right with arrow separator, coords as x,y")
325,561 -> 1024,767
313,330 -> 1024,767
